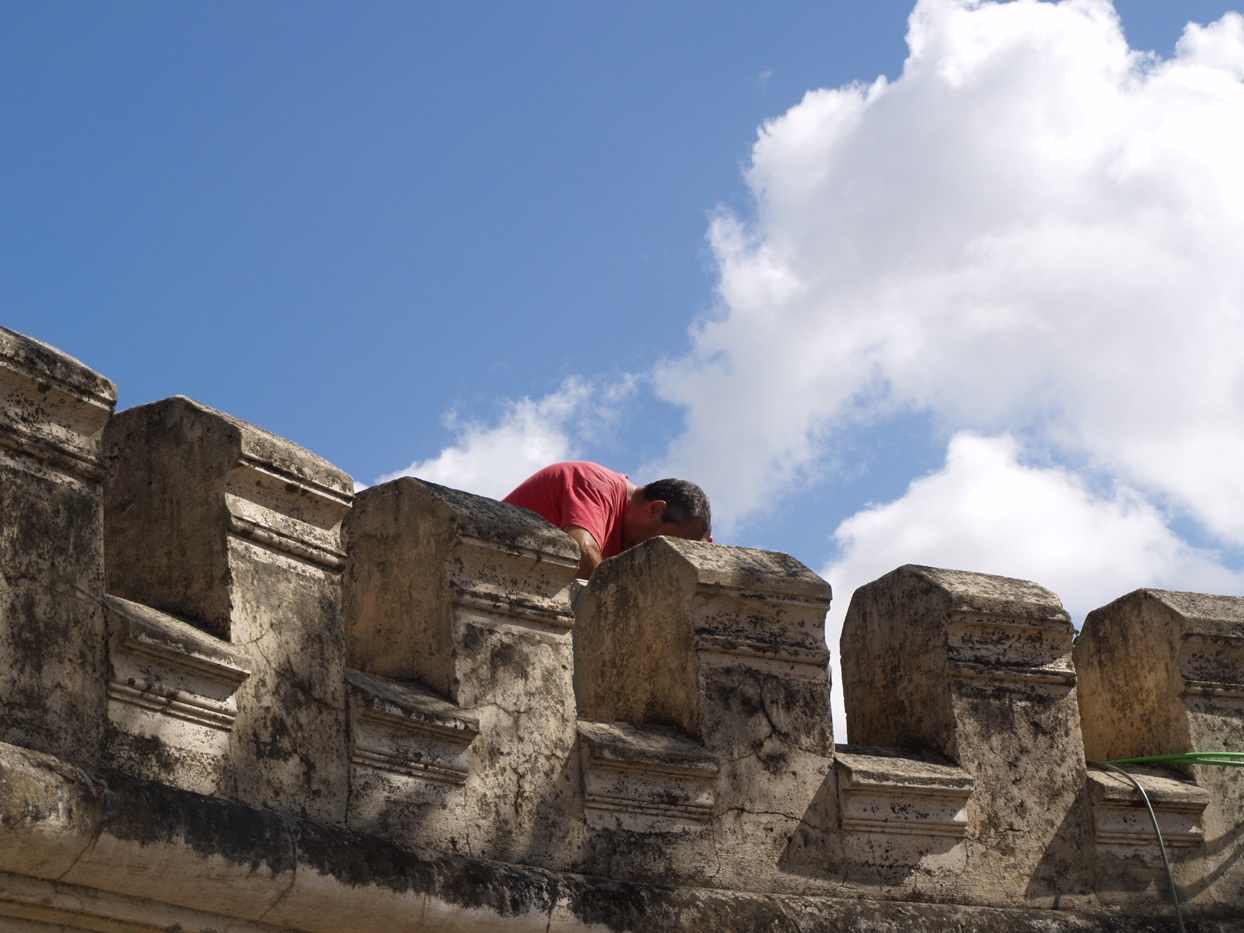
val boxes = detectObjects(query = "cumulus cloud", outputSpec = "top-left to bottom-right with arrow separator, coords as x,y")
822,431 -> 1244,738
653,0 -> 1244,548
379,379 -> 596,500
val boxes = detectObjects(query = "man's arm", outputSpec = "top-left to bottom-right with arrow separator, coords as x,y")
563,524 -> 603,579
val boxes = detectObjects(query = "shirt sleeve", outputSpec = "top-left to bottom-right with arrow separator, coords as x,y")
558,478 -> 614,550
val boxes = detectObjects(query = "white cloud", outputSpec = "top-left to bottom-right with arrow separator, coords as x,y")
822,431 -> 1244,740
651,0 -> 1244,548
378,379 -> 594,500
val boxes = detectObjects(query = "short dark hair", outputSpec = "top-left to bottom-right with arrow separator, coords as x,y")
642,478 -> 711,539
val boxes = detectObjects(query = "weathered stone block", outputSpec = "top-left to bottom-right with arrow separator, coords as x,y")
103,595 -> 251,795
103,396 -> 353,821
346,668 -> 479,786
1075,589 -> 1244,911
0,326 -> 117,763
1088,765 -> 1208,851
344,667 -> 481,837
1075,589 -> 1244,760
834,745 -> 973,873
578,720 -> 718,833
341,477 -> 581,863
841,565 -> 1089,905
574,538 -> 833,889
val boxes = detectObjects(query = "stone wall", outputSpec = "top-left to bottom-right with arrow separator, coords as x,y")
2,323 -> 1244,932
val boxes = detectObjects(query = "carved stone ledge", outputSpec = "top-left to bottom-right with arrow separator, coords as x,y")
1179,626 -> 1244,703
836,745 -> 974,840
225,453 -> 351,572
106,595 -> 250,728
346,669 -> 479,787
104,595 -> 251,794
1088,766 -> 1209,851
946,612 -> 1077,690
578,720 -> 718,832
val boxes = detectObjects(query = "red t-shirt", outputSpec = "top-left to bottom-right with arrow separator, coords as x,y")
503,462 -> 629,559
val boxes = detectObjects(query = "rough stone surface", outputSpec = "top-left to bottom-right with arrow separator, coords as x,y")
0,326 -> 116,763
1075,589 -> 1244,914
102,395 -> 353,822
575,538 -> 835,892
341,476 -> 582,866
342,476 -> 577,691
842,565 -> 1090,906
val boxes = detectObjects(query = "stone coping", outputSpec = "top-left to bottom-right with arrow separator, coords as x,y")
654,537 -> 833,604
834,744 -> 974,791
905,564 -> 1070,623
105,595 -> 251,677
578,720 -> 718,774
167,394 -> 353,502
1150,589 -> 1244,640
386,475 -> 580,563
1085,763 -> 1210,807
2,740 -> 1239,932
0,324 -> 117,407
344,668 -> 480,736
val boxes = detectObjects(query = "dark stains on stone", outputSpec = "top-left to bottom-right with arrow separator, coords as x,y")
3,743 -> 1240,932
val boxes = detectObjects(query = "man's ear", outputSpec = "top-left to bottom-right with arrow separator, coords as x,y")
647,499 -> 668,523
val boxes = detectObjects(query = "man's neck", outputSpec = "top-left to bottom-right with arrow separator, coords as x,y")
625,480 -> 641,505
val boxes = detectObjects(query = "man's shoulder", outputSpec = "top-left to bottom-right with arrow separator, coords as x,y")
531,461 -> 626,489
503,462 -> 628,511
566,461 -> 626,487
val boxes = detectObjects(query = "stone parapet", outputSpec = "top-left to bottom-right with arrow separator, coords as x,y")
574,537 -> 834,890
10,324 -> 1244,925
341,477 -> 581,864
102,396 -> 354,822
841,565 -> 1089,906
0,326 -> 117,763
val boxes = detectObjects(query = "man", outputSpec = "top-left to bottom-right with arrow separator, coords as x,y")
503,461 -> 712,579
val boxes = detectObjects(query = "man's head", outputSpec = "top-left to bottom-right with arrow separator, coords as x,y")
621,478 -> 712,550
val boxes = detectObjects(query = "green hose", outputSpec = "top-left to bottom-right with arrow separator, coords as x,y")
1109,751 -> 1244,768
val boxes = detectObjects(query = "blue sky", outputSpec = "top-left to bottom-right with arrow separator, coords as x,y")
1,1 -> 913,494
5,1 -> 1244,731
